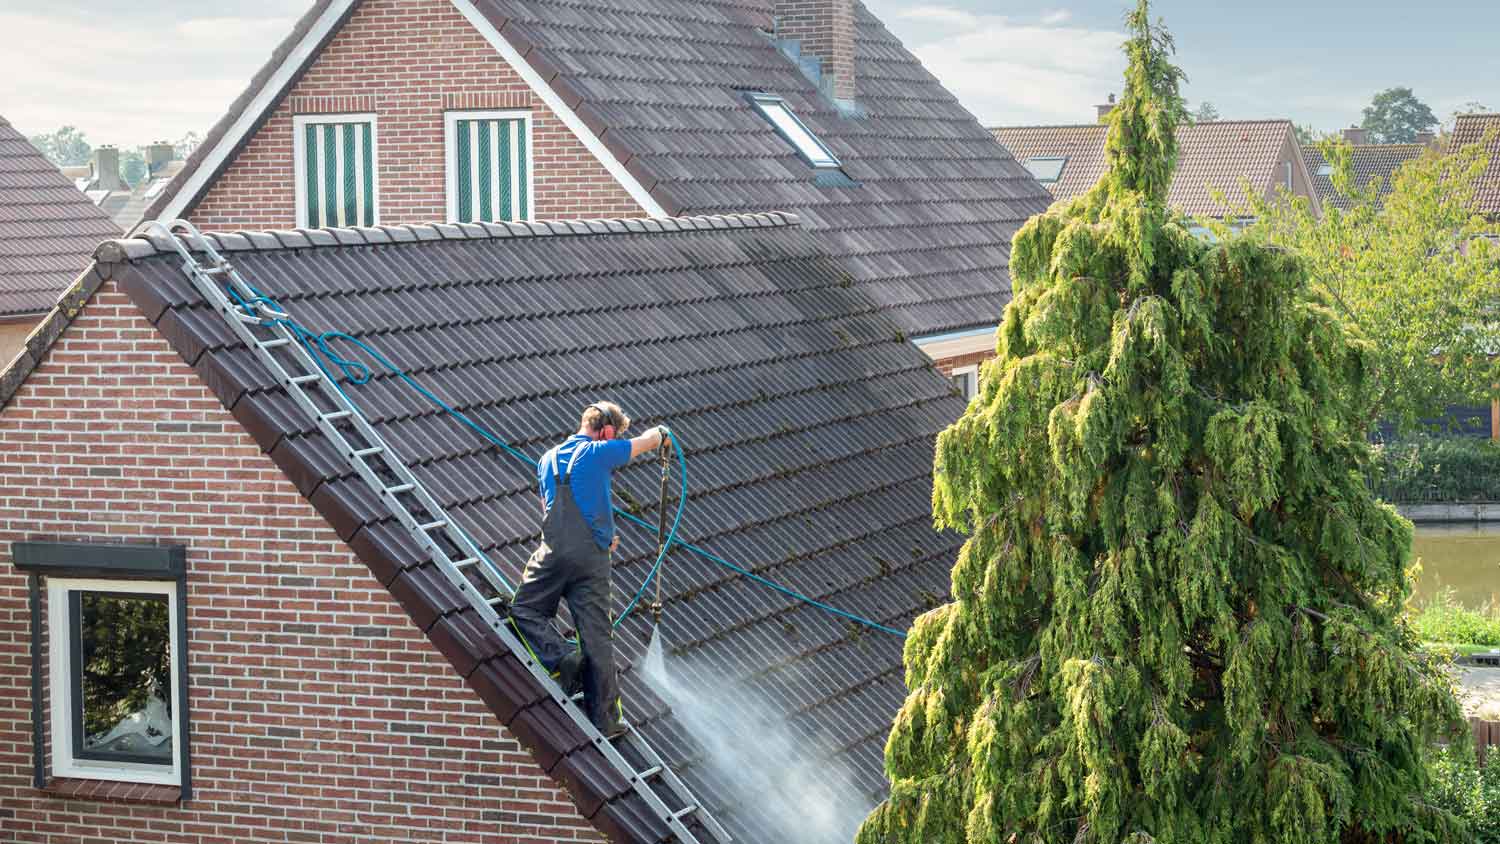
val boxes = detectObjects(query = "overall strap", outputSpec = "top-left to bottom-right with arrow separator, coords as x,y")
550,439 -> 587,483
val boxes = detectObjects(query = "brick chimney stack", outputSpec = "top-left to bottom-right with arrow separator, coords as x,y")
1341,126 -> 1368,145
91,145 -> 124,192
1414,131 -> 1436,146
1096,93 -> 1116,122
145,140 -> 175,175
775,0 -> 856,102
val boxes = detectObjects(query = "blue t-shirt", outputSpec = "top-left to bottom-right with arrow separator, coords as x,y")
538,434 -> 633,551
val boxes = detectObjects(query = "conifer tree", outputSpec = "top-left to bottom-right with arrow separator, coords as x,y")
858,3 -> 1467,842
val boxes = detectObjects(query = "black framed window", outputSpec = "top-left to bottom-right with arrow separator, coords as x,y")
13,541 -> 190,795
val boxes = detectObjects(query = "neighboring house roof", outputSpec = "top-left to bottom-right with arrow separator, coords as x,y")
1452,113 -> 1500,218
1301,143 -> 1426,212
993,119 -> 1316,219
71,158 -> 187,231
7,213 -> 966,842
0,116 -> 120,320
141,0 -> 1053,340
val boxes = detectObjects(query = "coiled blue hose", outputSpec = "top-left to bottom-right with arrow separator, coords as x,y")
226,285 -> 906,637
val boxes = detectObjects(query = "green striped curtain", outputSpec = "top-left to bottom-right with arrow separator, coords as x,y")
302,120 -> 375,228
452,117 -> 530,223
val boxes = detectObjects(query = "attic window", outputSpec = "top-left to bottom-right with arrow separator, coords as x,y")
1024,156 -> 1067,183
747,93 -> 840,168
1316,163 -> 1333,177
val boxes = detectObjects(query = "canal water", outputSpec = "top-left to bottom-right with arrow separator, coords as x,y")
1411,525 -> 1500,608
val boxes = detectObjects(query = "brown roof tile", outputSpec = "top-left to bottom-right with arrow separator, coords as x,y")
1302,143 -> 1427,211
994,119 -> 1309,219
1452,114 -> 1500,218
82,212 -> 966,843
0,115 -> 119,318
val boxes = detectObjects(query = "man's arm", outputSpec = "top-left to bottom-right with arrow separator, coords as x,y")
628,424 -> 671,460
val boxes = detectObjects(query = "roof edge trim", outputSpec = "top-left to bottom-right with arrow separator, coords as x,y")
96,213 -> 802,262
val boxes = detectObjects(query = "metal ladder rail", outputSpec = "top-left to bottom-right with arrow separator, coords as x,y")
143,221 -> 730,844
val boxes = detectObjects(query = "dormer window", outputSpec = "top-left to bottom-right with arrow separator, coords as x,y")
747,93 -> 841,168
1024,156 -> 1067,183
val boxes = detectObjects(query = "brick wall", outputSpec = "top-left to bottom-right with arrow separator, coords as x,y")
932,349 -> 990,378
0,281 -> 603,843
773,0 -> 856,100
188,0 -> 643,230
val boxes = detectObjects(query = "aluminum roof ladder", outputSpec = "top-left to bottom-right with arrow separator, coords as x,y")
140,220 -> 732,844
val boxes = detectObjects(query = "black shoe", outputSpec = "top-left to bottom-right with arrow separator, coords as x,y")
555,649 -> 585,696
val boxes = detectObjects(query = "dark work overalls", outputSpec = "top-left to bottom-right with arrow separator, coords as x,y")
509,445 -> 624,733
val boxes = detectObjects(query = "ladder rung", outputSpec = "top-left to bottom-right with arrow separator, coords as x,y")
353,446 -> 384,458
203,265 -> 230,275
259,337 -> 291,348
453,556 -> 480,568
486,593 -> 506,604
418,520 -> 449,532
635,765 -> 662,781
671,805 -> 699,821
384,483 -> 415,495
289,374 -> 321,386
321,410 -> 353,421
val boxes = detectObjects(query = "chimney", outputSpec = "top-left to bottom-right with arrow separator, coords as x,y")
1096,93 -> 1116,123
1341,126 -> 1368,145
92,145 -> 124,192
1414,131 -> 1436,147
774,0 -> 856,103
145,140 -> 175,175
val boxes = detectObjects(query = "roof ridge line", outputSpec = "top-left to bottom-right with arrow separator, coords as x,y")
95,212 -> 802,262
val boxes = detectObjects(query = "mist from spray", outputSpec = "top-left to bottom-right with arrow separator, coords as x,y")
641,629 -> 874,843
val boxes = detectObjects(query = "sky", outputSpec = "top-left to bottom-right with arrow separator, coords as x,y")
3,0 -> 1497,149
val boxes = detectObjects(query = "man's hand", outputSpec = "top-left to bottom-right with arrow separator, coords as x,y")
629,424 -> 671,459
609,535 -> 620,555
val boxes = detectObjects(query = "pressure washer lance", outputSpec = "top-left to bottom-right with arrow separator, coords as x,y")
649,430 -> 673,628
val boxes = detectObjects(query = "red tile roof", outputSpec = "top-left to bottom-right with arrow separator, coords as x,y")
993,119 -> 1313,219
1452,114 -> 1500,218
0,116 -> 119,319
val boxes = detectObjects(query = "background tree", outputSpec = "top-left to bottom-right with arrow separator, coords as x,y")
1446,101 -> 1491,134
1362,86 -> 1439,143
1245,134 -> 1500,432
27,125 -> 92,166
1294,123 -> 1331,146
858,2 -> 1466,842
1191,100 -> 1220,122
121,149 -> 148,187
174,131 -> 203,159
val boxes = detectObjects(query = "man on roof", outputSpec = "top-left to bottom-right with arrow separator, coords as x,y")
509,401 -> 670,737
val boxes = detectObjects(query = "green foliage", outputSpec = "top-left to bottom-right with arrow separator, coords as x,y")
1362,87 -> 1440,144
79,593 -> 171,739
1374,436 -> 1500,503
1190,101 -> 1220,123
1293,124 -> 1328,146
1409,590 -> 1500,647
1425,749 -> 1500,843
1245,133 -> 1500,432
120,149 -> 147,188
28,125 -> 92,167
858,3 -> 1467,842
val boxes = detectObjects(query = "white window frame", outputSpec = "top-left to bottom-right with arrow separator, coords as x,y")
1024,156 -> 1068,183
47,578 -> 183,787
443,109 -> 535,223
951,364 -> 979,401
746,93 -> 841,168
291,113 -> 381,229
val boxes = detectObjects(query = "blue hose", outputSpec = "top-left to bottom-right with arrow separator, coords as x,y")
226,285 -> 905,638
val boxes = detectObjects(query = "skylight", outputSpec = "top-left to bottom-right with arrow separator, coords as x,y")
1316,163 -> 1333,176
747,93 -> 841,168
1024,156 -> 1067,183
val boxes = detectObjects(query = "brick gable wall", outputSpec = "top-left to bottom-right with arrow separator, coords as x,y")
0,281 -> 603,843
188,0 -> 643,230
